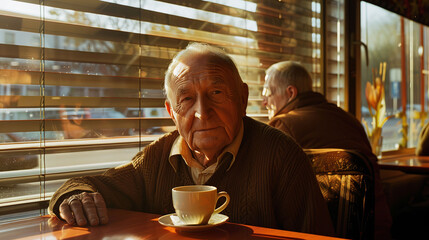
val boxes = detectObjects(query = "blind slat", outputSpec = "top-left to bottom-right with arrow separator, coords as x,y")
0,96 -> 165,108
0,118 -> 174,133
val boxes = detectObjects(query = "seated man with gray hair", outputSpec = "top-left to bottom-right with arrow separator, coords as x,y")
48,43 -> 334,236
262,60 -> 392,239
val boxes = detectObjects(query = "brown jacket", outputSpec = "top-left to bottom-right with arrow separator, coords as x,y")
269,92 -> 373,153
49,116 -> 334,236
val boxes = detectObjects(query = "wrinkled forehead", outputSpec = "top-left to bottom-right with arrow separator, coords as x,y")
171,55 -> 235,83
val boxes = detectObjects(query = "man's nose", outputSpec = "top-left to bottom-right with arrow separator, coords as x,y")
194,96 -> 211,119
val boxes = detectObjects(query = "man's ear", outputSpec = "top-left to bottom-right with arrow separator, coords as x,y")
165,100 -> 177,124
286,85 -> 298,102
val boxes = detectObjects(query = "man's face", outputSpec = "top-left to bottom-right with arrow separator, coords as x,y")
165,54 -> 247,155
262,76 -> 289,119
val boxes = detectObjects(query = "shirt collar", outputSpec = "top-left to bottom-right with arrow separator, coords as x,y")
169,121 -> 244,172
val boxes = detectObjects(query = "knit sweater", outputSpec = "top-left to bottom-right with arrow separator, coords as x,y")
49,116 -> 334,236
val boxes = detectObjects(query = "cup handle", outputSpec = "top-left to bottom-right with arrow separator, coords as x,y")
213,191 -> 230,215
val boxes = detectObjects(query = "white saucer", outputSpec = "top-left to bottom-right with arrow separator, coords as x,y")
158,213 -> 229,232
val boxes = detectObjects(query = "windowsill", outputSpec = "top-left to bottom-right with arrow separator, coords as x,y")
381,148 -> 416,158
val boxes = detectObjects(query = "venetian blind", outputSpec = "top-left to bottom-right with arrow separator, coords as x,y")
325,0 -> 345,108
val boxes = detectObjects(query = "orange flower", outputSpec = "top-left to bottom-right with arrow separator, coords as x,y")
365,82 -> 377,110
363,63 -> 389,156
365,76 -> 383,111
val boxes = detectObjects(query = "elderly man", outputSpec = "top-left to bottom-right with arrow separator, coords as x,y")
48,43 -> 334,236
262,60 -> 392,239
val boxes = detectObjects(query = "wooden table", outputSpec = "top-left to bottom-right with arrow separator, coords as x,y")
0,208 -> 345,240
379,154 -> 429,174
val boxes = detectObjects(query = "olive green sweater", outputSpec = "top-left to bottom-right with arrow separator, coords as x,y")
49,116 -> 334,236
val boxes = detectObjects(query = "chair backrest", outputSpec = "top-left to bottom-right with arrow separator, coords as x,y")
304,148 -> 375,240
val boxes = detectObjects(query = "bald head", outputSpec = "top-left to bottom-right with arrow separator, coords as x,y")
164,42 -> 244,101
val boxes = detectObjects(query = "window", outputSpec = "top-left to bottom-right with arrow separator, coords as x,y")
0,0 -> 344,218
361,2 -> 429,152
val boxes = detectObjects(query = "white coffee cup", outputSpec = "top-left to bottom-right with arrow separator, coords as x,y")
172,185 -> 230,225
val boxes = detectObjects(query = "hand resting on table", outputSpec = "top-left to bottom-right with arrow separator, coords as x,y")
58,192 -> 109,226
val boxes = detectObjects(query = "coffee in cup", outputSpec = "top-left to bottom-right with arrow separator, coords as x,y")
172,185 -> 230,225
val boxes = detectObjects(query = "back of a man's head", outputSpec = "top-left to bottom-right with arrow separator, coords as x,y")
266,61 -> 313,94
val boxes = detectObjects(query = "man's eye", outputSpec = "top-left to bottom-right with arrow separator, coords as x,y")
210,89 -> 227,103
181,96 -> 192,102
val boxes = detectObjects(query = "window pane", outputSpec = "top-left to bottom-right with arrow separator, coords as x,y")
360,2 -> 428,152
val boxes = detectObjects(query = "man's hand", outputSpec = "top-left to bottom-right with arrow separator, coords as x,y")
59,192 -> 109,226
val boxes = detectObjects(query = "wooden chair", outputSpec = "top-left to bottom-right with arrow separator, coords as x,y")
304,148 -> 375,240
